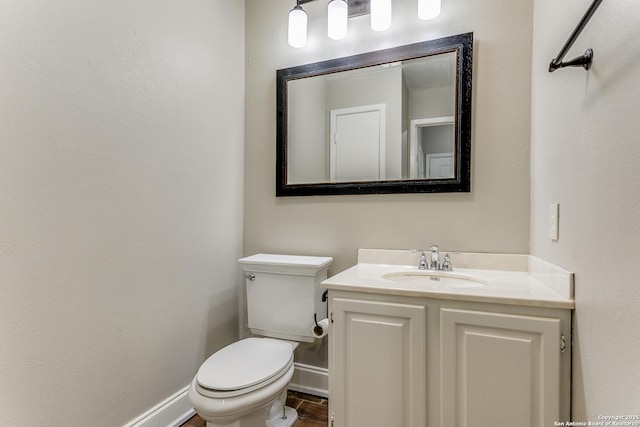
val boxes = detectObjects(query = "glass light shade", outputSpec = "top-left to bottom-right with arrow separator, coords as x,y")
370,0 -> 391,31
288,5 -> 307,48
327,0 -> 348,40
418,0 -> 441,20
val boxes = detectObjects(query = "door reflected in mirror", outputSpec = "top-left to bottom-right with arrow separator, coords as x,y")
410,116 -> 455,179
276,33 -> 473,196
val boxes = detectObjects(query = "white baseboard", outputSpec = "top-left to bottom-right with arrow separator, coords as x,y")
288,362 -> 329,398
122,385 -> 195,427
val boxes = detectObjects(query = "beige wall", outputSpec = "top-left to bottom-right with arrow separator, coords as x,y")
0,1 -> 244,425
530,0 -> 640,418
245,0 -> 533,370
245,0 -> 533,274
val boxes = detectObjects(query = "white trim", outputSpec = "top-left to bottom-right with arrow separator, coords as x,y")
122,385 -> 195,427
288,362 -> 329,398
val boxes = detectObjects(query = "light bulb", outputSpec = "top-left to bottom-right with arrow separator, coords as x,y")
327,0 -> 348,40
288,4 -> 307,48
371,0 -> 391,31
418,0 -> 441,20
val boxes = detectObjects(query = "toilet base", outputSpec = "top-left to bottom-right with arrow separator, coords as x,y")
204,406 -> 297,427
266,406 -> 297,427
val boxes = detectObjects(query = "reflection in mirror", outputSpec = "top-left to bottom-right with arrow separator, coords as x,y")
410,116 -> 454,179
277,32 -> 473,196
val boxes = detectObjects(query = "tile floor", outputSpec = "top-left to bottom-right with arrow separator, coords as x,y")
181,391 -> 328,427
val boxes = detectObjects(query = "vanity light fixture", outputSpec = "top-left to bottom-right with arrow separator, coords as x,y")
288,0 -> 442,47
288,1 -> 308,48
418,0 -> 441,20
327,0 -> 348,40
370,0 -> 392,31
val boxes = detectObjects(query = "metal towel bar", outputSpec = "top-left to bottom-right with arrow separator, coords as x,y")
549,0 -> 603,72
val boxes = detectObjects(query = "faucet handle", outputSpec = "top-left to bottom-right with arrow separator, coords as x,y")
442,253 -> 453,271
410,249 -> 428,270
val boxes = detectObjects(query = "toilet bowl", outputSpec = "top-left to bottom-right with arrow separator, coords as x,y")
188,338 -> 298,427
189,254 -> 333,427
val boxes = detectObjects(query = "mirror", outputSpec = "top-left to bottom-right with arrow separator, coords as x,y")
276,32 -> 473,196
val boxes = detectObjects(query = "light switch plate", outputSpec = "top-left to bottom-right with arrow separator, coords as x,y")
549,203 -> 559,241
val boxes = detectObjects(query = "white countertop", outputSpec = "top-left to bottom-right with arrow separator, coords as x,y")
322,250 -> 575,309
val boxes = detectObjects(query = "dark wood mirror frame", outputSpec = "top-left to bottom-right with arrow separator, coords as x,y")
276,32 -> 473,197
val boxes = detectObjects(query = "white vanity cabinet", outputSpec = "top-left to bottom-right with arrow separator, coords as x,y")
440,306 -> 571,427
329,294 -> 427,427
328,291 -> 572,427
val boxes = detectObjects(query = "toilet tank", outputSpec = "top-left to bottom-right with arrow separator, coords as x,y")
239,254 -> 333,343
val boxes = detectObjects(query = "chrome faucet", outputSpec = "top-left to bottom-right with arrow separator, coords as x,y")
413,246 -> 454,271
413,247 -> 454,271
429,245 -> 440,270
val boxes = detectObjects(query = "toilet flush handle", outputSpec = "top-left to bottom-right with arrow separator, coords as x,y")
245,273 -> 256,281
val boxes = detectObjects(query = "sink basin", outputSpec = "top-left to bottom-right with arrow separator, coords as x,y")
383,271 -> 487,289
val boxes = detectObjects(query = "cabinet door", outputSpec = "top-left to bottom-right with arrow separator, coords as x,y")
440,309 -> 561,427
330,297 -> 426,427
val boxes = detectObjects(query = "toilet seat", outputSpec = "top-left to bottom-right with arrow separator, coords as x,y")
195,338 -> 294,398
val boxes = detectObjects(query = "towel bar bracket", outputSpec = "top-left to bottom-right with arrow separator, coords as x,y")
549,48 -> 593,72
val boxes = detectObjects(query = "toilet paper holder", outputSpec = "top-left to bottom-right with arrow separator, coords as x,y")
313,289 -> 329,328
314,313 -> 321,328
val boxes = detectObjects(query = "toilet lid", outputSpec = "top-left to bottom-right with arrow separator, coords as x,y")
196,338 -> 293,392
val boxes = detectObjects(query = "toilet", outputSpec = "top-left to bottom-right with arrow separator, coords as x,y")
189,254 -> 333,427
